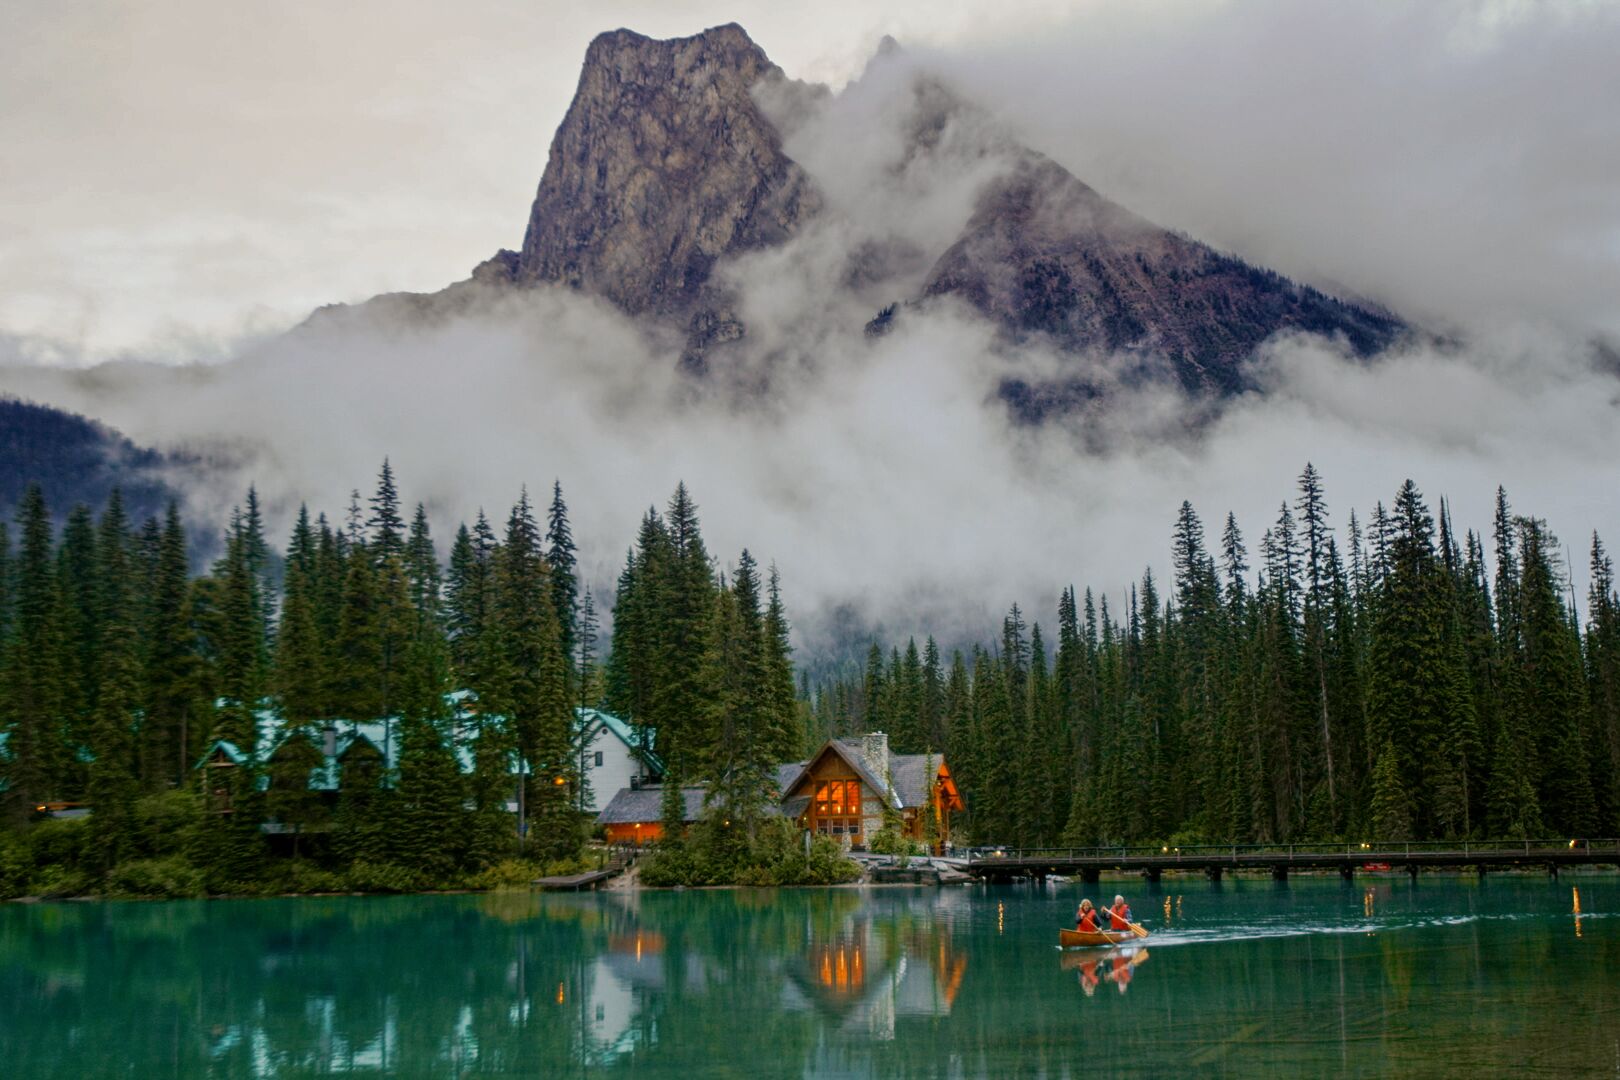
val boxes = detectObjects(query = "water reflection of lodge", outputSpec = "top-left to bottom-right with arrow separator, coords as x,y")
569,891 -> 972,1061
784,900 -> 970,1039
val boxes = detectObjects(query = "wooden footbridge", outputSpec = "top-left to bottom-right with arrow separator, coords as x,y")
954,838 -> 1620,883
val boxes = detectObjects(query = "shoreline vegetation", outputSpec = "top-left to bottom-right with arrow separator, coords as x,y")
3,460 -> 1619,899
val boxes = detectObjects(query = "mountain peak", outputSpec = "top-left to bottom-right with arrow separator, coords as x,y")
514,23 -> 819,324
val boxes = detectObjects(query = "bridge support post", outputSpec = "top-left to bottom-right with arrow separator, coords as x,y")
1339,865 -> 1354,882
1081,868 -> 1100,884
1476,864 -> 1487,879
1547,863 -> 1559,879
1407,864 -> 1419,881
1143,867 -> 1162,883
1205,866 -> 1223,883
1271,865 -> 1288,882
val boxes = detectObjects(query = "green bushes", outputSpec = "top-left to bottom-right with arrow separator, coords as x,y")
640,817 -> 861,887
0,833 -> 30,899
1,795 -> 590,899
105,857 -> 206,899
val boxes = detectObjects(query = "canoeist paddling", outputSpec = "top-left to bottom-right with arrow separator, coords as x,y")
1061,894 -> 1150,947
1103,895 -> 1133,930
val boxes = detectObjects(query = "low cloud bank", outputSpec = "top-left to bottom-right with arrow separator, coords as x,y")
3,291 -> 1616,654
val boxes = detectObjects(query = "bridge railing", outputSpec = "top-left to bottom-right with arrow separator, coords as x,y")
962,838 -> 1620,864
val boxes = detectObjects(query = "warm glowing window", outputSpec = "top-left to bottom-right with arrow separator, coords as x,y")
815,780 -> 860,817
813,779 -> 862,838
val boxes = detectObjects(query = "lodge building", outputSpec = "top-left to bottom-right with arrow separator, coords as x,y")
187,698 -> 959,854
596,732 -> 963,853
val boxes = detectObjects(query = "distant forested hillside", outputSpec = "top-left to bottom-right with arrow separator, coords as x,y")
0,397 -> 179,523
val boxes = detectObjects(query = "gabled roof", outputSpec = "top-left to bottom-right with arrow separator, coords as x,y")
581,709 -> 665,775
887,753 -> 961,811
775,761 -> 804,794
596,785 -> 707,825
782,741 -> 900,810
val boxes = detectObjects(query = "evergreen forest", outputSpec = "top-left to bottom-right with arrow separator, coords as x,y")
1,459 -> 1618,899
0,465 -> 801,896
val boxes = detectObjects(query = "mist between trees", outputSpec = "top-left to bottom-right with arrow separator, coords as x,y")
808,465 -> 1620,848
2,460 -> 1618,899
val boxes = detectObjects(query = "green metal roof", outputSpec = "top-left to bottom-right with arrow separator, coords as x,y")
580,708 -> 664,774
188,695 -> 646,792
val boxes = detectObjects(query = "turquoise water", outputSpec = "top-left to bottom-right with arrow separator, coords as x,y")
1,874 -> 1616,1077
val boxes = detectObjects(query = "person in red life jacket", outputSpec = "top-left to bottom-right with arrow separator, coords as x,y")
1079,958 -> 1101,997
1103,894 -> 1133,930
1075,899 -> 1100,932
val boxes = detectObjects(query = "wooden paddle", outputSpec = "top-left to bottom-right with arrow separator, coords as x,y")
1105,905 -> 1150,938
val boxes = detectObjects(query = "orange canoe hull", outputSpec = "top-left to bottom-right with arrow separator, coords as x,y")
1059,928 -> 1139,947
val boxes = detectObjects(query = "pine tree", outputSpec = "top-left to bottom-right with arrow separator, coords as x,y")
659,483 -> 715,776
1515,517 -> 1596,834
700,556 -> 775,836
545,481 -> 578,701
1369,739 -> 1411,840
330,540 -> 382,724
86,490 -> 140,871
212,513 -> 268,750
405,503 -> 441,622
488,489 -> 576,861
367,459 -> 406,562
141,503 -> 197,788
1586,533 -> 1620,830
55,503 -> 100,792
275,506 -> 326,731
762,564 -> 800,761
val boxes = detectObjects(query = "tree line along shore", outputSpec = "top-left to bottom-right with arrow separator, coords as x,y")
1,461 -> 1616,898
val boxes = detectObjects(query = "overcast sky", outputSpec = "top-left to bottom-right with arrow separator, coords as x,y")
2,0 -> 1617,644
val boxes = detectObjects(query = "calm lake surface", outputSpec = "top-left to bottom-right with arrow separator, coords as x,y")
2,874 -> 1616,1077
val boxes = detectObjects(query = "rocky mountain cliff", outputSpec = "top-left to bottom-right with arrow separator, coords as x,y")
318,22 -> 1402,396
501,24 -> 820,360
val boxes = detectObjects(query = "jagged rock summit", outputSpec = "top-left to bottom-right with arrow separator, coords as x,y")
508,24 -> 818,351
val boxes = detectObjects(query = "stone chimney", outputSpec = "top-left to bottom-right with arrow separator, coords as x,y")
861,732 -> 891,786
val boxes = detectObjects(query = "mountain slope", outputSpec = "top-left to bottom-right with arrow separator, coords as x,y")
0,398 -> 182,523
920,155 -> 1404,394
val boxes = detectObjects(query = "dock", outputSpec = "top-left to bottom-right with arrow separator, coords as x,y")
532,851 -> 634,891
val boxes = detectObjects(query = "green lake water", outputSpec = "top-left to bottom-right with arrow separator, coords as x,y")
1,874 -> 1616,1077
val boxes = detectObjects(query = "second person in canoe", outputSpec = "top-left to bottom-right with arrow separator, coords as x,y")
1103,895 -> 1134,931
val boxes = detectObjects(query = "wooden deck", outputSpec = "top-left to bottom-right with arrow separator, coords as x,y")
532,852 -> 633,891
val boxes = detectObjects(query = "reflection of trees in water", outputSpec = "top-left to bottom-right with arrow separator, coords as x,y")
2,885 -> 1618,1076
